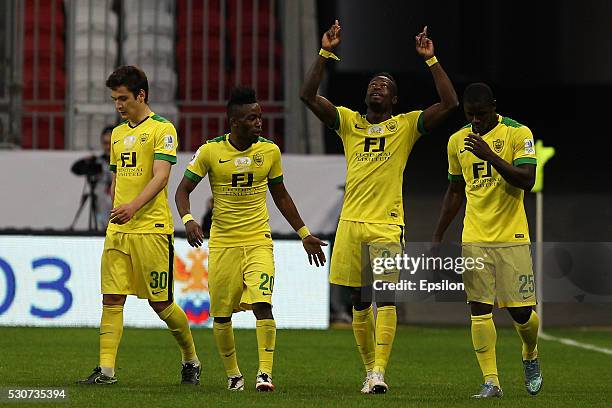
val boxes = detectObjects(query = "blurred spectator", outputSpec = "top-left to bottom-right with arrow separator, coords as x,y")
95,126 -> 115,230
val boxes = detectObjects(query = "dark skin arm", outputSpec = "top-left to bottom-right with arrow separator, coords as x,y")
415,26 -> 459,132
299,20 -> 341,129
175,176 -> 205,248
464,133 -> 536,190
269,181 -> 328,267
433,180 -> 466,243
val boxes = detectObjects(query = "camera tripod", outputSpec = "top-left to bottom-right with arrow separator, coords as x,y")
69,174 -> 101,231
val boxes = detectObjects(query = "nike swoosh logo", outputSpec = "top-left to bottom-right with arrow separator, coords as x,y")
355,124 -> 367,129
113,140 -> 120,145
474,346 -> 487,352
219,159 -> 231,163
264,348 -> 274,352
224,351 -> 235,357
152,290 -> 164,295
459,149 -> 466,153
262,292 -> 272,296
100,332 -> 111,336
376,343 -> 389,346
522,294 -> 533,300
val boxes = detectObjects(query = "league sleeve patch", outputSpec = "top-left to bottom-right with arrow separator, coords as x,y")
524,138 -> 535,154
164,134 -> 175,150
189,148 -> 201,166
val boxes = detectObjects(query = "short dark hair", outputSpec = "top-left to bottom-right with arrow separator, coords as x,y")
106,65 -> 149,103
370,72 -> 398,95
463,82 -> 495,106
101,125 -> 114,136
227,87 -> 258,119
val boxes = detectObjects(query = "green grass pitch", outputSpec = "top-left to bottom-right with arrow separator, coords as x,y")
1,326 -> 610,407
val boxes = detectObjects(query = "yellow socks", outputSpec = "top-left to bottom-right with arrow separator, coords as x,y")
471,313 -> 499,387
213,321 -> 241,377
213,319 -> 276,377
373,306 -> 397,374
256,319 -> 276,375
352,306 -> 376,372
513,311 -> 540,361
158,303 -> 198,364
99,304 -> 124,377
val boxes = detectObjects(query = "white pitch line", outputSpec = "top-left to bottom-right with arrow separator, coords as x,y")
541,332 -> 612,356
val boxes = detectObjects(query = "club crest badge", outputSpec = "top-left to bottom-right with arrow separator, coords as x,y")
385,120 -> 398,132
253,152 -> 264,167
493,139 -> 504,153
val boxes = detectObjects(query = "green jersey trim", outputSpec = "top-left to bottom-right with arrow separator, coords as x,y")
258,136 -> 275,144
448,173 -> 464,182
154,153 -> 177,164
417,111 -> 427,135
184,169 -> 203,183
151,114 -> 170,123
207,135 -> 227,143
332,108 -> 340,131
109,164 -> 117,172
268,175 -> 283,185
501,116 -> 523,128
513,157 -> 537,166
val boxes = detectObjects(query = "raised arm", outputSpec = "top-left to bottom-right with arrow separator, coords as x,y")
415,26 -> 459,132
110,160 -> 171,225
175,176 -> 205,248
433,180 -> 466,243
299,20 -> 342,129
269,181 -> 327,266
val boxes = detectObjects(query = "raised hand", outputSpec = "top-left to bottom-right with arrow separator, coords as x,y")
302,235 -> 328,267
464,133 -> 495,161
415,25 -> 435,59
322,19 -> 341,51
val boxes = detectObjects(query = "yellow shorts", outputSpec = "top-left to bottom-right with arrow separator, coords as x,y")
330,220 -> 403,287
208,244 -> 275,317
101,231 -> 174,302
461,244 -> 536,308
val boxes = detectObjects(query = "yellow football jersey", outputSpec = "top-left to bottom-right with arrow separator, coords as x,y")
447,114 -> 537,244
185,135 -> 283,248
108,112 -> 177,234
335,106 -> 424,226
